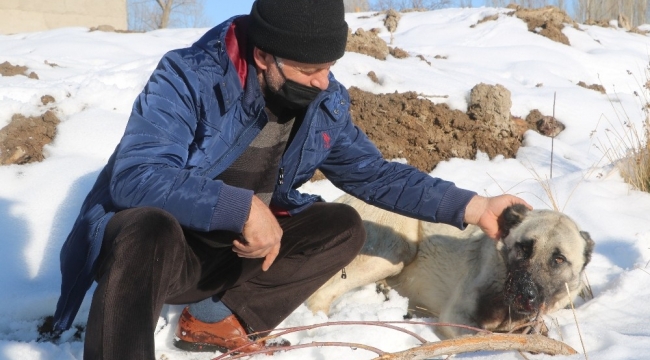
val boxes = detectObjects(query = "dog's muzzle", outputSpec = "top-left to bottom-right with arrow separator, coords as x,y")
504,262 -> 542,314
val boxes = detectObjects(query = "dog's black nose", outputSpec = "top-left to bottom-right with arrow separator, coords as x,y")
523,287 -> 537,302
521,286 -> 539,311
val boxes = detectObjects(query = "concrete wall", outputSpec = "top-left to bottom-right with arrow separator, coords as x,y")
0,0 -> 127,34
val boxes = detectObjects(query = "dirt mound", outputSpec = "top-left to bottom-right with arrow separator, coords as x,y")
508,5 -> 577,45
0,61 -> 39,79
577,81 -> 606,94
384,9 -> 401,33
346,28 -> 390,60
467,83 -> 515,139
0,110 -> 60,165
346,86 -> 522,173
524,109 -> 565,137
345,11 -> 411,60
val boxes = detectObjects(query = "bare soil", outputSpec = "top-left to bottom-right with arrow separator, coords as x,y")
525,109 -> 565,137
0,110 -> 60,165
0,61 -> 39,79
509,5 -> 577,46
346,28 -> 390,60
577,81 -> 606,94
474,5 -> 576,46
1,6 -> 568,169
346,86 -> 522,173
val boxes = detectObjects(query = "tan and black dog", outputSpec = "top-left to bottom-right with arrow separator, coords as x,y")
307,194 -> 594,339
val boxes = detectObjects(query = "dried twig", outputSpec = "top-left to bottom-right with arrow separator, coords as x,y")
636,266 -> 650,275
216,341 -> 387,359
550,91 -> 557,179
210,321 -> 576,360
566,282 -> 588,360
371,333 -> 577,360
417,92 -> 449,98
211,320 -> 487,359
269,320 -> 430,343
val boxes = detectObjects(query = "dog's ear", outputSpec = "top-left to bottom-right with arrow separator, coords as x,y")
580,231 -> 595,268
498,204 -> 530,239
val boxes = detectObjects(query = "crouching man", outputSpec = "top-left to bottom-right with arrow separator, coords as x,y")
52,0 -> 530,358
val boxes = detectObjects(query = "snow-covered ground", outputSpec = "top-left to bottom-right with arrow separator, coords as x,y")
1,7 -> 650,360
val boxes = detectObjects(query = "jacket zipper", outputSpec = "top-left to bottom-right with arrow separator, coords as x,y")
278,167 -> 284,185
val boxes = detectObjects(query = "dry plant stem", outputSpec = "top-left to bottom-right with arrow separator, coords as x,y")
371,334 -> 577,360
269,320 -> 431,343
565,282 -> 589,360
636,266 -> 650,275
581,272 -> 594,300
551,317 -> 564,342
211,320 -> 487,360
255,320 -> 486,345
214,342 -> 387,359
518,350 -> 531,360
551,91 -> 557,179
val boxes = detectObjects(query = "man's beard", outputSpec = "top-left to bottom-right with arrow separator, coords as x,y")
261,67 -> 284,97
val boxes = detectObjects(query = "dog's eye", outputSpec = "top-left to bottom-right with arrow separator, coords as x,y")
515,239 -> 534,259
554,255 -> 566,265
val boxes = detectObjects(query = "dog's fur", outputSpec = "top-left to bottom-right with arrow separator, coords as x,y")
307,194 -> 595,339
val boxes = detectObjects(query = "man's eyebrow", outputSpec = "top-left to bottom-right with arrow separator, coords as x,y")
295,61 -> 336,73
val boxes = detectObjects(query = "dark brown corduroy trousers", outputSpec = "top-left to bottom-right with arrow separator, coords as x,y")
83,202 -> 365,360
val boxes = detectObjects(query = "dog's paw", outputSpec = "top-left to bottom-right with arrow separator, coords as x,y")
375,280 -> 392,300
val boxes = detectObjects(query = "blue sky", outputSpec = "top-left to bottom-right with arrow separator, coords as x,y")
205,1 -> 256,26
203,1 -> 574,27
203,1 -> 498,26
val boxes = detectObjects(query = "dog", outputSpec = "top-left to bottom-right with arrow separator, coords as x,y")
307,194 -> 594,339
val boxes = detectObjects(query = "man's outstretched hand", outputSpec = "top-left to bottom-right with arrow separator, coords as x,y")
233,195 -> 283,271
463,194 -> 532,240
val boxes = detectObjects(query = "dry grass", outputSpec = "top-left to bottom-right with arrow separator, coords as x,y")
594,68 -> 650,193
565,283 -> 589,360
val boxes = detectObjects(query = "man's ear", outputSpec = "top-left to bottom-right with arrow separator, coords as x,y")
498,204 -> 530,239
252,47 -> 271,70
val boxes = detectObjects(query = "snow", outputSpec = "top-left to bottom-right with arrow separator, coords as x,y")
1,7 -> 650,360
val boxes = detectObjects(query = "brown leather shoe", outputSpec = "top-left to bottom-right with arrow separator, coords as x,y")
173,307 -> 264,353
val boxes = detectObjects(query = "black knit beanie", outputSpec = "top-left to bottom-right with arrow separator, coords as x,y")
249,0 -> 348,64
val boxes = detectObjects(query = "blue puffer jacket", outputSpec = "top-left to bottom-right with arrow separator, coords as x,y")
53,16 -> 476,331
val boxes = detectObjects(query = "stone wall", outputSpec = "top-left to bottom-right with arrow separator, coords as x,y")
0,0 -> 127,34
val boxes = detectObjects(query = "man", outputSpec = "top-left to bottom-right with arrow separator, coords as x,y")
52,0 -> 531,358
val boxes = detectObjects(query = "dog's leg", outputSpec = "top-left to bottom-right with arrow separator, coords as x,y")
306,221 -> 418,315
436,285 -> 483,339
306,254 -> 406,314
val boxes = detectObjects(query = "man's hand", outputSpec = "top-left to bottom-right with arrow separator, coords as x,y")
233,195 -> 283,271
463,194 -> 532,240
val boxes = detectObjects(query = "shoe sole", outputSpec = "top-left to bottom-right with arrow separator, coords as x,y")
173,337 -> 229,353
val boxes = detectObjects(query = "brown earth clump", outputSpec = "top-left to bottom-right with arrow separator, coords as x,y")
417,55 -> 432,66
346,28 -> 390,60
508,5 -> 577,45
467,83 -> 515,139
584,19 -> 612,28
41,95 -> 56,105
525,109 -> 565,137
389,46 -> 409,59
0,61 -> 39,79
629,27 -> 650,35
577,81 -> 606,94
90,25 -> 116,32
472,13 -> 500,28
345,86 -> 522,173
367,71 -> 381,84
384,9 -> 401,33
0,110 -> 60,165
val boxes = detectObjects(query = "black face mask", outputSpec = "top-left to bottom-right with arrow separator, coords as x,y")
266,57 -> 322,109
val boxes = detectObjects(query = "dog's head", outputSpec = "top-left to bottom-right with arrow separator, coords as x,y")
498,204 -> 595,316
